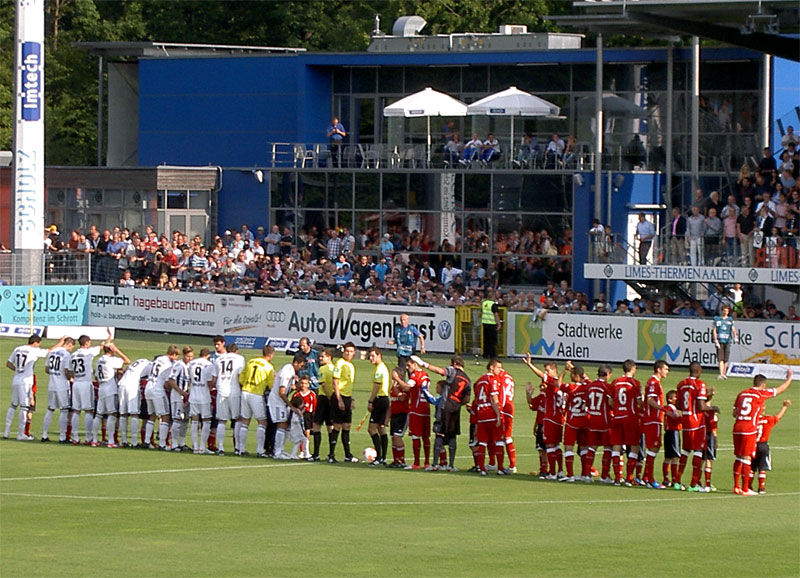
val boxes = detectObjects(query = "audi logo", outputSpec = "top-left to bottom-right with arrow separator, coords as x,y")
265,311 -> 286,322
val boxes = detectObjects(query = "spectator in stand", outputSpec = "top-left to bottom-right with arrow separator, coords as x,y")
669,207 -> 687,264
781,125 -> 799,149
480,133 -> 501,165
703,190 -> 723,217
704,207 -> 722,265
545,133 -> 565,169
380,234 -> 394,260
737,205 -> 757,267
460,133 -> 482,165
241,224 -> 254,244
635,213 -> 656,265
687,205 -> 706,266
265,225 -> 281,258
758,147 -> 777,176
326,229 -> 343,260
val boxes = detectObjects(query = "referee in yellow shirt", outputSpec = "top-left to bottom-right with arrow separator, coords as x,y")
238,345 -> 274,457
367,347 -> 390,465
331,342 -> 357,463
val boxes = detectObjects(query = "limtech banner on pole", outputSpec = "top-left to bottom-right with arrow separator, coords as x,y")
509,311 -> 800,368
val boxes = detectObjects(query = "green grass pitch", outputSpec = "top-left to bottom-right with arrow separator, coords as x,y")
1,330 -> 798,577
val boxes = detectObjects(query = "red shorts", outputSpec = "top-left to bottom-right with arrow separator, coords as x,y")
610,418 -> 640,447
732,429 -> 757,458
588,428 -> 610,447
475,420 -> 501,446
563,423 -> 588,447
408,414 -> 430,438
542,419 -> 563,446
641,423 -> 662,449
502,415 -> 513,440
681,425 -> 707,452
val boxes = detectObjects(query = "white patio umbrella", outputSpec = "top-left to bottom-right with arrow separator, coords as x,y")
467,86 -> 561,161
383,87 -> 468,164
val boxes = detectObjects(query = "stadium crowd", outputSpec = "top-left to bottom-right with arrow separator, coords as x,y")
5,332 -> 793,496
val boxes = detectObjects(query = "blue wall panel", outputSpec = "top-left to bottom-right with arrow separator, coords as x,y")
216,169 -> 271,236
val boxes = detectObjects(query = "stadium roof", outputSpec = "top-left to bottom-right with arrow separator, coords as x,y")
74,41 -> 306,59
550,0 -> 800,61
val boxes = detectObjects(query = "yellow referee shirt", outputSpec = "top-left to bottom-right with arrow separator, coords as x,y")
335,358 -> 355,397
319,362 -> 338,397
373,361 -> 389,397
239,357 -> 274,396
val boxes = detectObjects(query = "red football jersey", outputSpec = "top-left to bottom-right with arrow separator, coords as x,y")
564,378 -> 590,423
407,369 -> 430,416
756,414 -> 780,443
473,373 -> 500,422
586,379 -> 613,427
704,408 -> 718,433
499,370 -> 515,415
295,389 -> 317,415
611,375 -> 641,421
663,403 -> 682,431
642,376 -> 664,426
542,373 -> 565,424
733,387 -> 777,432
676,376 -> 707,423
390,379 -> 410,414
528,393 -> 546,425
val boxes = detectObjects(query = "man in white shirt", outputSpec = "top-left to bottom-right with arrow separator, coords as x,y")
93,343 -> 130,447
5,334 -> 65,441
545,133 -> 565,168
41,336 -> 75,443
440,261 -> 463,289
268,352 -> 307,459
187,348 -> 215,454
117,358 -> 152,447
69,334 -> 111,444
460,133 -> 482,165
143,345 -> 181,449
209,337 -> 245,455
635,213 -> 656,264
164,346 -> 195,451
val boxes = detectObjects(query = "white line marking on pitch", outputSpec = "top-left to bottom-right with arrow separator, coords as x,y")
1,491 -> 797,507
0,461 -> 310,482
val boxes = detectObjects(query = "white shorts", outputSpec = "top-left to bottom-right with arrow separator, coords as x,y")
96,395 -> 118,415
71,382 -> 95,412
11,382 -> 33,409
216,395 -> 241,421
146,394 -> 170,417
118,386 -> 141,415
47,389 -> 71,411
189,402 -> 212,420
171,398 -> 188,420
241,392 -> 267,421
268,401 -> 289,424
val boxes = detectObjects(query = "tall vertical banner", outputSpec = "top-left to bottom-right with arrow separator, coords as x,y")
13,0 -> 45,284
440,172 -> 456,246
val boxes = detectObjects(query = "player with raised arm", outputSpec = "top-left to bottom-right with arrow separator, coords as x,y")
117,358 -> 152,447
68,334 -> 110,444
388,367 -> 410,468
187,348 -> 215,454
93,343 -> 130,447
41,337 -> 75,443
675,362 -> 716,492
143,345 -> 181,450
609,359 -> 642,486
732,369 -> 793,495
525,382 -> 548,478
238,345 -> 275,458
411,354 -> 471,472
208,339 -> 245,455
471,359 -> 503,476
5,334 -> 65,441
330,342 -> 357,463
562,364 -> 591,482
366,347 -> 391,466
398,357 -> 432,470
268,352 -> 306,459
164,346 -> 194,451
641,360 -> 670,488
311,348 -> 337,462
585,364 -> 614,483
522,354 -> 566,479
751,399 -> 791,494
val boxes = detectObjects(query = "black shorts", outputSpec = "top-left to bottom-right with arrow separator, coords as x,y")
442,408 -> 461,437
717,342 -> 731,363
313,395 -> 332,426
752,442 -> 771,471
664,430 -> 681,459
534,423 -> 545,451
369,397 -> 390,425
333,395 -> 353,424
303,411 -> 313,431
704,433 -> 717,461
390,413 -> 408,437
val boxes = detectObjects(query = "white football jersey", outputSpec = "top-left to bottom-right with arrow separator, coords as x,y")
70,346 -> 102,382
144,355 -> 177,398
95,354 -> 124,398
268,363 -> 296,405
211,353 -> 245,397
118,359 -> 152,391
187,357 -> 214,405
172,360 -> 191,393
7,345 -> 49,386
46,347 -> 73,392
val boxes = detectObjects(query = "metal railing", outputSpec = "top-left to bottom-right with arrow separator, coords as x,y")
0,252 -> 94,286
